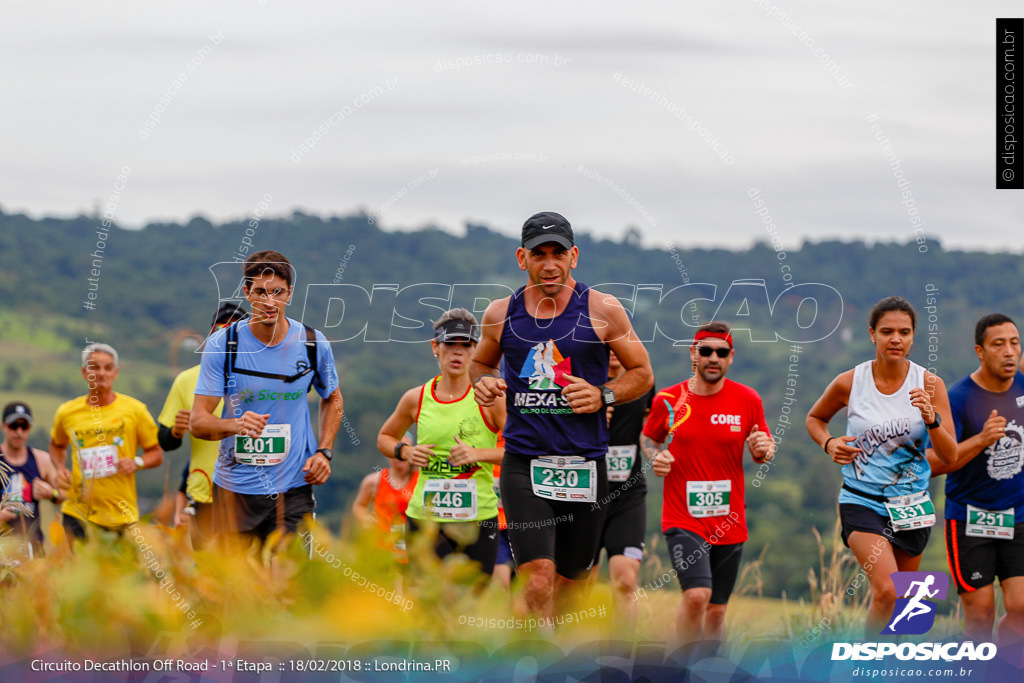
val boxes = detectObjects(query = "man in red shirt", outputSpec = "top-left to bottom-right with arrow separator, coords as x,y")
642,321 -> 774,646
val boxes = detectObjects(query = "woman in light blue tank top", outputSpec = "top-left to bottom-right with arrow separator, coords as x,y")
806,296 -> 958,635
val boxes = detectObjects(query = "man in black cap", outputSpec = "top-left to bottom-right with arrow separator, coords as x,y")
156,302 -> 247,546
471,211 -> 653,624
1,401 -> 63,554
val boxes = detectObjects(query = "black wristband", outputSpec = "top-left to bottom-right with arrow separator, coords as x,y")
394,442 -> 405,461
823,436 -> 836,454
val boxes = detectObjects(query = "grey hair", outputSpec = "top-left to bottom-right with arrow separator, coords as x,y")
82,343 -> 119,368
432,307 -> 478,330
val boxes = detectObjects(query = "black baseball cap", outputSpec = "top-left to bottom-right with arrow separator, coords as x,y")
3,402 -> 32,426
212,302 -> 247,328
521,211 -> 574,250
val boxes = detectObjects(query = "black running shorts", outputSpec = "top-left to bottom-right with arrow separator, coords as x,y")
500,453 -> 608,580
212,482 -> 315,541
664,527 -> 743,605
946,517 -> 1024,593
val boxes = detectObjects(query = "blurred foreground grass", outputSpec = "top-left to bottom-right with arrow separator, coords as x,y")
0,516 -> 972,661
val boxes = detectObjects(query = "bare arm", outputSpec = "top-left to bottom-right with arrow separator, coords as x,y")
301,387 -> 344,486
480,392 -> 507,433
352,471 -> 381,526
640,434 -> 673,478
915,372 -> 956,466
49,427 -> 72,489
190,394 -> 268,441
30,449 -> 63,503
378,388 -> 435,468
117,440 -> 163,475
640,434 -> 663,462
591,289 -> 654,404
470,297 -> 510,406
140,443 -> 163,468
806,370 -> 862,465
928,409 -> 1003,476
318,388 -> 344,452
448,437 -> 504,467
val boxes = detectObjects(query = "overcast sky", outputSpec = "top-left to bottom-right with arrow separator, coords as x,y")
2,1 -> 1021,251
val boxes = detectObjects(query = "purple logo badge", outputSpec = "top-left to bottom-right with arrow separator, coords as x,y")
881,571 -> 949,635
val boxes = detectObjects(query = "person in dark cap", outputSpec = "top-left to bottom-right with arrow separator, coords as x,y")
1,401 -> 63,555
470,211 -> 653,626
156,302 -> 247,546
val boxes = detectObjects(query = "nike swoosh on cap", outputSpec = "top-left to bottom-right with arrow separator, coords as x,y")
541,225 -> 556,229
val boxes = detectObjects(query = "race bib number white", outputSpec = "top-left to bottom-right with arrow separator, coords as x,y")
80,445 -> 119,479
234,424 -> 290,466
884,490 -> 936,530
607,445 -> 637,483
423,479 -> 477,520
686,480 -> 731,518
966,504 -> 1015,539
530,456 -> 597,503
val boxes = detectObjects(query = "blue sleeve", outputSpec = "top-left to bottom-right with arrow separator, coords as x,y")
195,327 -> 228,397
314,328 -> 339,399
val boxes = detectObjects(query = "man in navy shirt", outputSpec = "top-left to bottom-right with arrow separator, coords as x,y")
930,313 -> 1024,644
470,212 -> 653,625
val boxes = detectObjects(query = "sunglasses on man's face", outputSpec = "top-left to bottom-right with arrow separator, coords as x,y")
6,421 -> 30,431
697,346 -> 731,358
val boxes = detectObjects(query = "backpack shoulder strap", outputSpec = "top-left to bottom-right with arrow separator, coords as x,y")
304,324 -> 325,392
223,321 -> 239,395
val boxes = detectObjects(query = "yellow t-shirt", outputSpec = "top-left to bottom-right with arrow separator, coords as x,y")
157,364 -> 222,504
51,393 -> 159,528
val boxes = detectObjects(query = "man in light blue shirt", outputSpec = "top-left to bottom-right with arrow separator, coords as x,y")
191,249 -> 343,546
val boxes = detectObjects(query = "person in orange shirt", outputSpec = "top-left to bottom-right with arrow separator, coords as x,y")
353,439 -> 418,561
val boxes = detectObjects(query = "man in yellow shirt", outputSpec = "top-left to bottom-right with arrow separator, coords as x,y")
50,343 -> 163,538
158,303 -> 246,546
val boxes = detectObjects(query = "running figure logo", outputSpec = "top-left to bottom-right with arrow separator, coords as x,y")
881,571 -> 949,635
519,340 -> 572,390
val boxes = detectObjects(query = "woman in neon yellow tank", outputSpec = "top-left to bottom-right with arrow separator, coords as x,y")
377,308 -> 505,575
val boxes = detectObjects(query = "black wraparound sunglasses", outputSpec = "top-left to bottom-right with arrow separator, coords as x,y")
697,346 -> 731,358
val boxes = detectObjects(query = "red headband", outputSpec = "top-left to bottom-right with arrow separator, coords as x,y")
693,330 -> 733,347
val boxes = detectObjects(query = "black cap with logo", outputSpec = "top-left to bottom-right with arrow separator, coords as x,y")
3,402 -> 32,426
521,211 -> 574,250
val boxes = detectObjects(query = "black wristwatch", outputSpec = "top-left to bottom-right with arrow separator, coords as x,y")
600,384 -> 616,407
925,414 -> 942,430
315,447 -> 333,461
394,443 -> 406,461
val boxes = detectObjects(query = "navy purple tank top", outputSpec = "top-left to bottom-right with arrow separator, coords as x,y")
0,449 -> 43,541
500,281 -> 610,459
